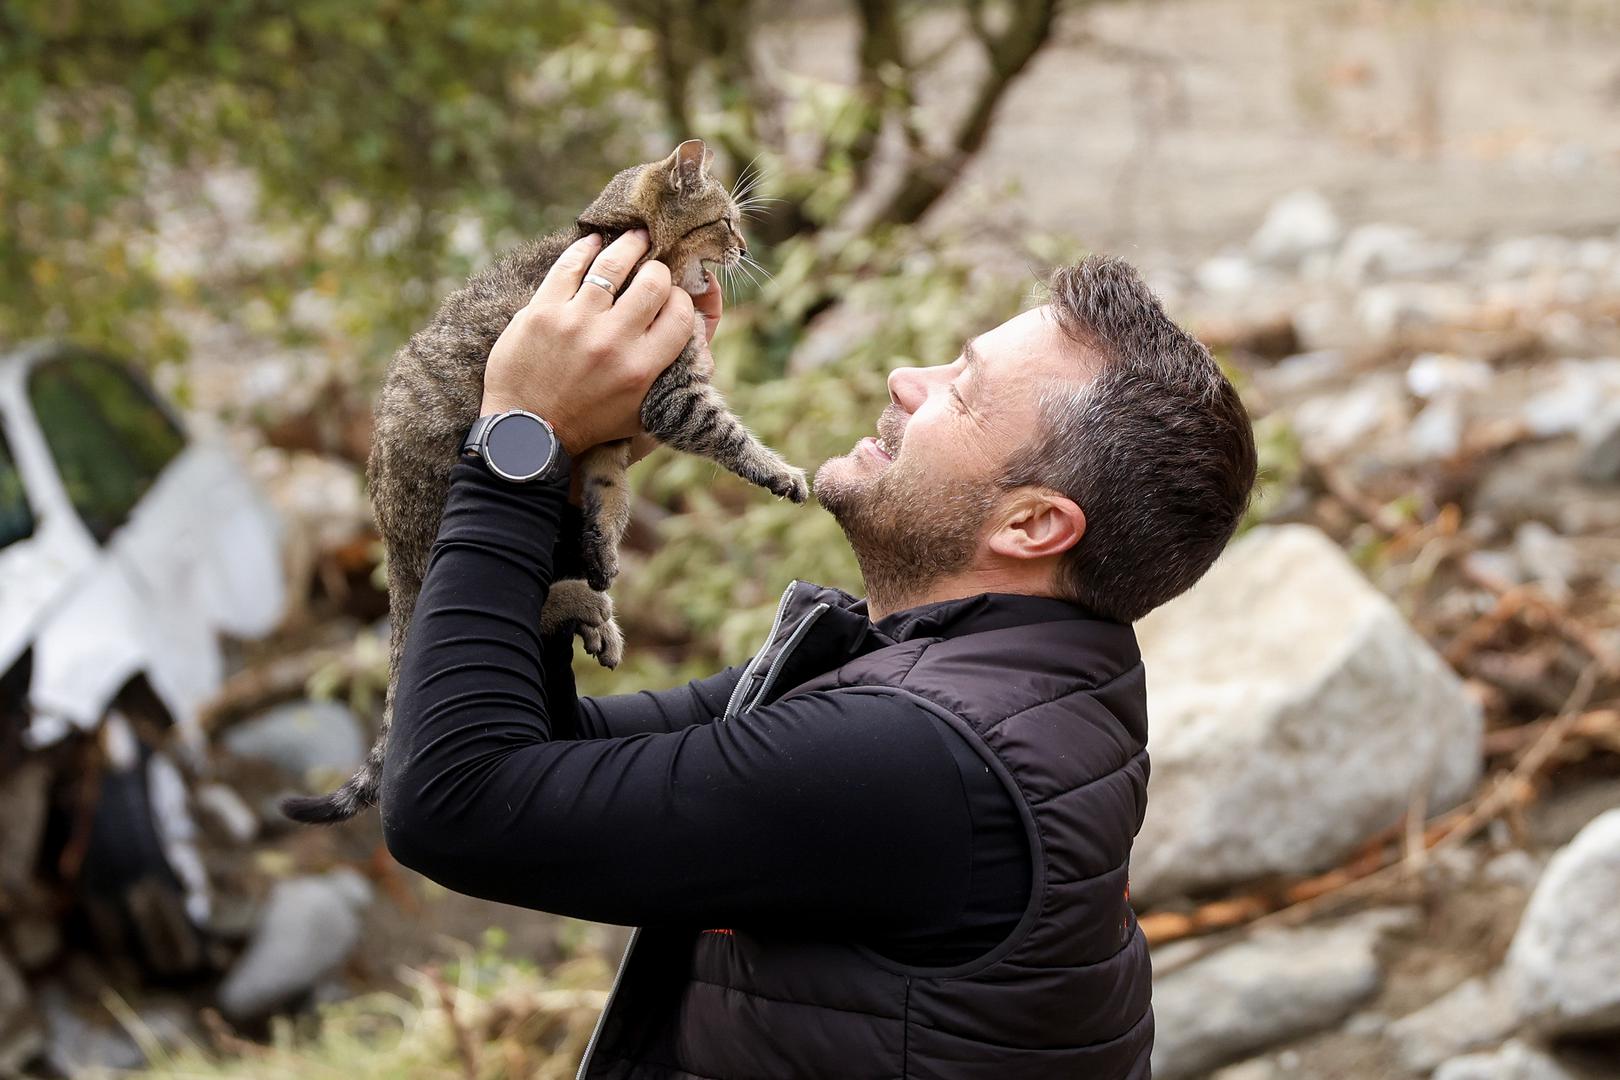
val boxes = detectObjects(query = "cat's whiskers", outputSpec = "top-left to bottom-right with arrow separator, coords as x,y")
730,155 -> 765,204
738,251 -> 772,283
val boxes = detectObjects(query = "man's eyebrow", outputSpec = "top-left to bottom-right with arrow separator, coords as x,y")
961,337 -> 982,378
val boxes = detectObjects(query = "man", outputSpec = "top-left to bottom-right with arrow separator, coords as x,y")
381,229 -> 1256,1079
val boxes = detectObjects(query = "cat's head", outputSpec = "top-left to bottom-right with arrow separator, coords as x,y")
577,139 -> 745,293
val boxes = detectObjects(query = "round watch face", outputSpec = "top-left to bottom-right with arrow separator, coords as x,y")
484,412 -> 555,482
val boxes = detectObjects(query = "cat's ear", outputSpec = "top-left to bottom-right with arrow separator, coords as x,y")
666,138 -> 710,193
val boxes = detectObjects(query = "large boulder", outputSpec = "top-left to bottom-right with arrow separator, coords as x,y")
1151,908 -> 1413,1080
1506,809 -> 1620,1036
217,869 -> 372,1021
1133,525 -> 1482,903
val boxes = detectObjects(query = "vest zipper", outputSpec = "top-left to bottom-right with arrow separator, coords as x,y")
580,583 -> 800,1078
576,925 -> 639,1080
723,581 -> 799,720
745,603 -> 831,713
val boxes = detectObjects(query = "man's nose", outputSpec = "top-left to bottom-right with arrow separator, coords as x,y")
887,366 -> 927,413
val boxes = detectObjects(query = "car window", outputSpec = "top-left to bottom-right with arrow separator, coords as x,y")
27,353 -> 184,544
0,431 -> 32,549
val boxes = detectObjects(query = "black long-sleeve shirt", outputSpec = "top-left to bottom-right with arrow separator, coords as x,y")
381,462 -> 1029,964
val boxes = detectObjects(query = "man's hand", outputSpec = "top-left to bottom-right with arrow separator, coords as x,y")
480,230 -> 695,456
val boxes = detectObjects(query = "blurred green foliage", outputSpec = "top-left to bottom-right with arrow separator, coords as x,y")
1,0 -> 1073,689
1,0 -> 658,361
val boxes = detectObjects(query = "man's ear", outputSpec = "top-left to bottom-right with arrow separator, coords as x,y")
667,138 -> 709,193
987,490 -> 1086,562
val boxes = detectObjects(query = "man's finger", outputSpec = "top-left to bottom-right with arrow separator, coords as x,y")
532,233 -> 603,307
692,269 -> 723,345
611,259 -> 673,332
641,287 -> 696,376
572,229 -> 651,312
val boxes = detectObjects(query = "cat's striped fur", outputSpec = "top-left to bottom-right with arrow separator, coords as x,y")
282,140 -> 806,824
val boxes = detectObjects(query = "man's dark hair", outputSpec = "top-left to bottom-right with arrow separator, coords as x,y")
999,254 -> 1257,623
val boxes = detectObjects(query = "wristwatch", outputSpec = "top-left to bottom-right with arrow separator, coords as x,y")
461,409 -> 569,484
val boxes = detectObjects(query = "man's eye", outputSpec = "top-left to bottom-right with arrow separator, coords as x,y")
949,386 -> 967,409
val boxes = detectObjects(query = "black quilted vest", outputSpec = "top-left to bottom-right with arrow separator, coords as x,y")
578,582 -> 1153,1080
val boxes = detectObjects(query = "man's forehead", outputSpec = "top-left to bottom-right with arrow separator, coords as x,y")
965,305 -> 1091,385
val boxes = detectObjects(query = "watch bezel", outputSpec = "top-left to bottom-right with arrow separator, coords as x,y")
476,409 -> 560,484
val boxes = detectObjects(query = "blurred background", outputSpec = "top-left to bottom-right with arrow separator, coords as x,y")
2,0 -> 1619,1076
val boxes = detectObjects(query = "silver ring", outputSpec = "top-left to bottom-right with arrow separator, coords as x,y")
581,273 -> 618,297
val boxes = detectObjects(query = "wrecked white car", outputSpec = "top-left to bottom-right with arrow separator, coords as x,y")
0,341 -> 284,974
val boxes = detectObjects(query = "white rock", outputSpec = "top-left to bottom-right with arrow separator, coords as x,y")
1289,374 -> 1409,458
1513,522 -> 1578,603
1388,973 -> 1520,1072
1520,358 -> 1620,437
1574,238 -> 1616,275
1408,353 -> 1494,399
222,698 -> 366,781
1355,282 -> 1470,338
1488,236 -> 1573,280
195,783 -> 260,845
1336,224 -> 1463,284
1343,1009 -> 1389,1037
1250,190 -> 1342,266
1507,809 -> 1620,1035
1407,397 -> 1466,461
1579,400 -> 1620,484
1210,1059 -> 1278,1080
1483,849 -> 1544,889
1151,909 -> 1413,1080
1196,252 -> 1260,295
217,869 -> 372,1021
1433,1039 -> 1581,1080
1258,350 -> 1346,396
1133,526 -> 1482,902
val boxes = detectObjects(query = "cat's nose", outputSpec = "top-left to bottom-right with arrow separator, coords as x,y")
736,242 -> 749,259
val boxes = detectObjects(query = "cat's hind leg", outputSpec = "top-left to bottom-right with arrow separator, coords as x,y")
577,440 -> 634,591
542,578 -> 624,668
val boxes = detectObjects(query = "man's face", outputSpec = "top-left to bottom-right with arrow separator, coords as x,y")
814,306 -> 1084,605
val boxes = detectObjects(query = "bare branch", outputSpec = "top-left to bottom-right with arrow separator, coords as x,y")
868,0 -> 1065,229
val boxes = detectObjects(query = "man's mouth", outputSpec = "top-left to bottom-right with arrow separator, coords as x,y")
858,436 -> 893,463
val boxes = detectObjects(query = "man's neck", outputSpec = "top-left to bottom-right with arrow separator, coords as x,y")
865,566 -> 1052,622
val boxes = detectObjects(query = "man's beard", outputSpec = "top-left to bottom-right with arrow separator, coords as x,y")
814,409 -> 1000,615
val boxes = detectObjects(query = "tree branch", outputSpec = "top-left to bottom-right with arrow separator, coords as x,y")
868,0 -> 1064,229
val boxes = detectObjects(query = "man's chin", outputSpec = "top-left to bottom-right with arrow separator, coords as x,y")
812,454 -> 870,513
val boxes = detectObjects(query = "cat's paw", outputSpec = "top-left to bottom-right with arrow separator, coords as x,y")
580,612 -> 624,669
768,465 -> 809,504
581,525 -> 620,592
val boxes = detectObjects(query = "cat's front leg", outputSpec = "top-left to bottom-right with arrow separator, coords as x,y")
542,578 -> 624,668
642,347 -> 809,503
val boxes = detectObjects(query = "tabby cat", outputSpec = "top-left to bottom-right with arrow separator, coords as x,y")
283,139 -> 807,824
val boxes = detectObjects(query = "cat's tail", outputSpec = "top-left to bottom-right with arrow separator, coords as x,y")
280,736 -> 385,824
283,517 -> 417,825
